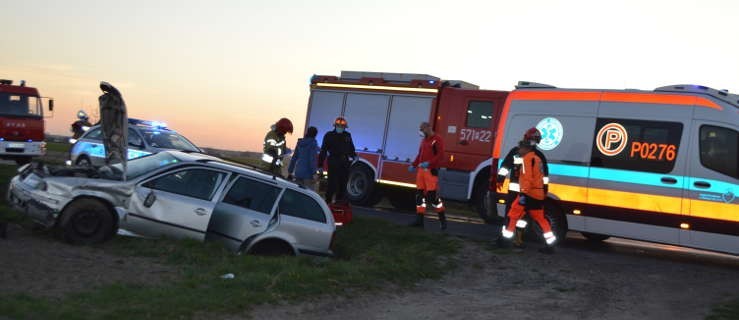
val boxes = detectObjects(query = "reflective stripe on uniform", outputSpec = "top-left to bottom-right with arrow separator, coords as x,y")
543,176 -> 549,184
513,156 -> 523,165
498,167 -> 510,176
262,154 -> 274,163
508,182 -> 520,192
543,231 -> 556,244
501,226 -> 514,239
516,220 -> 528,228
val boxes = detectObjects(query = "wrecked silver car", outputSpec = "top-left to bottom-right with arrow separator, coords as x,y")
7,151 -> 336,256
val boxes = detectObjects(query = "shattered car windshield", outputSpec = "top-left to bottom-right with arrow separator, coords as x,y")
112,152 -> 181,180
140,129 -> 199,152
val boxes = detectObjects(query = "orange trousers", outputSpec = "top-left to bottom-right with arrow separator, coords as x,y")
505,195 -> 552,234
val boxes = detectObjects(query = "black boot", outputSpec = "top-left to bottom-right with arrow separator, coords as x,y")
408,215 -> 424,227
438,212 -> 447,231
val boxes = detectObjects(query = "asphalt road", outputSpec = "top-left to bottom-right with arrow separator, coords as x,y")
353,205 -> 739,269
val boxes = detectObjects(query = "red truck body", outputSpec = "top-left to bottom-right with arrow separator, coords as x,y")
305,71 -> 508,215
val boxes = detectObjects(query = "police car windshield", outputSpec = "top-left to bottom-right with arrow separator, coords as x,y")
112,152 -> 181,180
0,93 -> 42,117
140,129 -> 199,152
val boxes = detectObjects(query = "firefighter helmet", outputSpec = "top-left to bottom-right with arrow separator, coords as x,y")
275,118 -> 293,134
523,127 -> 542,145
77,110 -> 89,120
334,116 -> 348,128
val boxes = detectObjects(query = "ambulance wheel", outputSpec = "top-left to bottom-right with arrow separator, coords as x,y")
347,164 -> 382,206
581,232 -> 610,242
542,201 -> 568,242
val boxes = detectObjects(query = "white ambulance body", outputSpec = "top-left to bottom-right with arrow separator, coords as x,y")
493,83 -> 738,255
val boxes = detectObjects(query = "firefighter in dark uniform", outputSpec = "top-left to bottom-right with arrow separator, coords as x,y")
318,116 -> 356,203
496,128 -> 549,247
408,121 -> 447,230
70,110 -> 93,140
262,118 -> 293,176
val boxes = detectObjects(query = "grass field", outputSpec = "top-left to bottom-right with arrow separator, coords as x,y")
44,141 -> 71,153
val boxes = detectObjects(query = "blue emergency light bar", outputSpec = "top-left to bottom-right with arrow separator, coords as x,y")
128,118 -> 168,129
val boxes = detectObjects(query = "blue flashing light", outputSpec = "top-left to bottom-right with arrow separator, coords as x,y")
151,121 -> 167,128
27,139 -> 32,142
0,138 -> 4,141
428,80 -> 435,84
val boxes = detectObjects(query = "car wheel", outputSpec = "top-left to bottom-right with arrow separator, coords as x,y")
59,198 -> 115,245
346,164 -> 382,206
76,156 -> 92,167
581,232 -> 610,242
249,239 -> 295,256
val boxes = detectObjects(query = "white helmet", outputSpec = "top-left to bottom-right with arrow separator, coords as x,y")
77,110 -> 89,120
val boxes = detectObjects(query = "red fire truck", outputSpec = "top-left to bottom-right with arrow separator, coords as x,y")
0,79 -> 53,165
305,71 -> 508,220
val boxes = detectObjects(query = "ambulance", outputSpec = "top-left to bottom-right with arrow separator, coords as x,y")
491,82 -> 738,255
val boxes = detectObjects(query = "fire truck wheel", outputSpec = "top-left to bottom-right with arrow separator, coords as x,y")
346,164 -> 382,206
472,176 -> 497,224
58,198 -> 115,245
581,232 -> 610,242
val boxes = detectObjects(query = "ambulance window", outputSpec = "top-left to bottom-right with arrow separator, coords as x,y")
591,118 -> 683,174
466,101 -> 493,128
699,125 -> 738,179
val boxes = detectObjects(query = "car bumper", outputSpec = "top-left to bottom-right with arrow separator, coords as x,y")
7,176 -> 62,228
0,141 -> 46,157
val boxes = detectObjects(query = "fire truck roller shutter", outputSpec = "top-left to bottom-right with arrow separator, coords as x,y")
343,93 -> 390,153
307,91 -> 344,140
383,96 -> 434,163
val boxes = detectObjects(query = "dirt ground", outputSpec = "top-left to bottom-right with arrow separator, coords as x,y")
249,239 -> 739,320
0,224 -> 177,299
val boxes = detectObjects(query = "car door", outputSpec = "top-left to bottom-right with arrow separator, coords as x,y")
274,188 -> 334,255
127,167 -> 228,241
205,176 -> 283,251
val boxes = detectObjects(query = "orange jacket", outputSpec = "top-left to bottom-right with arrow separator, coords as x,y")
519,151 -> 546,200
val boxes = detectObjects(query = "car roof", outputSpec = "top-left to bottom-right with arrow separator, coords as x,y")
164,151 -> 297,186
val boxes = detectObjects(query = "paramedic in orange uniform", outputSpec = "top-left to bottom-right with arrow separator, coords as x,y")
500,140 -> 557,253
408,122 -> 447,230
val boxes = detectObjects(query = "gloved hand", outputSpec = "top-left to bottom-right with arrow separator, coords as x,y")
419,161 -> 429,169
407,166 -> 416,173
518,195 -> 527,205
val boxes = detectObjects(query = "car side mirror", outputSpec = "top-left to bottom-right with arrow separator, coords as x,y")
48,99 -> 54,111
144,191 -> 157,208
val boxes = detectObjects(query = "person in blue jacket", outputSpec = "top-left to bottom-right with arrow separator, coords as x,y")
288,126 -> 320,191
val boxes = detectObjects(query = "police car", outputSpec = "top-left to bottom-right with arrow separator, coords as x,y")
69,118 -> 201,167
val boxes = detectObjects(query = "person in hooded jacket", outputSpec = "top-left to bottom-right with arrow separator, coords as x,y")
288,126 -> 320,191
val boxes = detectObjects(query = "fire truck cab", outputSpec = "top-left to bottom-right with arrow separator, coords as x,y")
0,79 -> 53,165
306,71 -> 508,215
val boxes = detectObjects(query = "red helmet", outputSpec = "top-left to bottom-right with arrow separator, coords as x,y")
275,118 -> 293,134
334,116 -> 348,128
523,127 -> 542,144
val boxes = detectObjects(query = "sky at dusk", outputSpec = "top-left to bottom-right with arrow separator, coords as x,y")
2,0 -> 738,151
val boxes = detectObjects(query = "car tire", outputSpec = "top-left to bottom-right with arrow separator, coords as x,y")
249,239 -> 295,256
59,198 -> 115,245
346,164 -> 382,206
75,155 -> 92,167
581,232 -> 610,242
